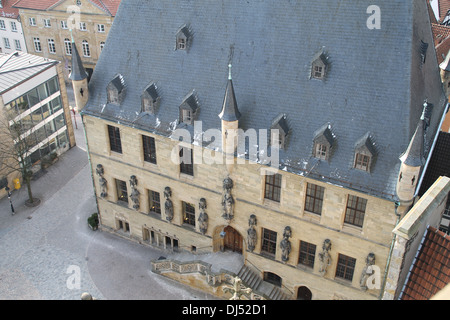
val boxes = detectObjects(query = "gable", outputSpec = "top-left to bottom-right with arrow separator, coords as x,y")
50,0 -> 111,16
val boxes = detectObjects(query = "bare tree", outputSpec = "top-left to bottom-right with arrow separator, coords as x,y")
0,112 -> 40,207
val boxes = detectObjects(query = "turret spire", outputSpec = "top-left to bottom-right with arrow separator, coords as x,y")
219,64 -> 241,121
69,38 -> 88,81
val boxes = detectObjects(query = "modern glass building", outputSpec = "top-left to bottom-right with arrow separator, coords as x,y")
0,51 -> 75,196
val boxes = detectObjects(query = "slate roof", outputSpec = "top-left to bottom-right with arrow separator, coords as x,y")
0,51 -> 58,95
82,0 -> 448,201
400,226 -> 450,300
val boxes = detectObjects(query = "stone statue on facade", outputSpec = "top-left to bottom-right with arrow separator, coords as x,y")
280,226 -> 292,262
247,214 -> 257,253
129,175 -> 140,210
164,187 -> 174,222
360,253 -> 376,291
96,164 -> 107,198
222,177 -> 235,221
198,198 -> 209,235
318,239 -> 332,276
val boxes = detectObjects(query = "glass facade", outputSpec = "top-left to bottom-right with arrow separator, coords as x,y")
3,76 -> 69,167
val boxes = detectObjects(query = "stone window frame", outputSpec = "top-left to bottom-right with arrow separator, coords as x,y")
107,125 -> 122,154
97,24 -> 105,33
179,146 -> 194,176
82,40 -> 90,57
116,219 -> 130,233
115,178 -> 128,205
344,195 -> 367,228
48,38 -> 56,54
304,183 -> 325,215
335,253 -> 357,282
148,189 -> 161,215
43,18 -> 51,28
64,38 -> 72,55
33,37 -> 41,52
182,201 -> 196,227
142,135 -> 157,164
298,240 -> 317,269
264,173 -> 282,203
261,228 -> 277,258
79,22 -> 87,31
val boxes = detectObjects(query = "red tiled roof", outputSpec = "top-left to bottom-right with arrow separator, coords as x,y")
401,226 -> 450,300
12,0 -> 60,11
13,0 -> 121,16
0,0 -> 19,18
436,36 -> 450,65
432,23 -> 450,45
439,0 -> 450,22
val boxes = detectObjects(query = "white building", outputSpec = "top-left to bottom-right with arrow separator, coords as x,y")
0,0 -> 27,54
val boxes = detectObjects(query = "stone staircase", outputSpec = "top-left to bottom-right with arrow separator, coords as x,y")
237,265 -> 291,300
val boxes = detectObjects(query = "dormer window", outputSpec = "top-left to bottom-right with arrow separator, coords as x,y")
313,124 -> 335,161
353,133 -> 377,172
107,74 -> 126,105
141,82 -> 160,114
176,25 -> 192,51
311,50 -> 328,80
179,91 -> 199,125
315,143 -> 328,160
271,113 -> 290,149
420,40 -> 428,65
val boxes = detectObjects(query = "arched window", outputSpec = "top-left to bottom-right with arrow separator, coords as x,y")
64,38 -> 72,55
82,40 -> 90,57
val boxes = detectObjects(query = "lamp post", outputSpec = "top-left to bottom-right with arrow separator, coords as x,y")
5,186 -> 15,215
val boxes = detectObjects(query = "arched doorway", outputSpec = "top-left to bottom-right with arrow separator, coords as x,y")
296,286 -> 312,300
213,225 -> 243,253
223,226 -> 243,253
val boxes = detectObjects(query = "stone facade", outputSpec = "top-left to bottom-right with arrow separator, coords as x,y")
15,0 -> 117,81
83,115 -> 400,300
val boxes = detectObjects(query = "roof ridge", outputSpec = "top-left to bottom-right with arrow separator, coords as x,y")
0,61 -> 56,75
88,0 -> 112,16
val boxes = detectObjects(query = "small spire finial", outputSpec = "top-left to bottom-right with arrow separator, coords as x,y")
228,64 -> 232,80
421,99 -> 428,120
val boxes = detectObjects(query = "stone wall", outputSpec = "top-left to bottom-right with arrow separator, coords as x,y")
83,115 -> 401,300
